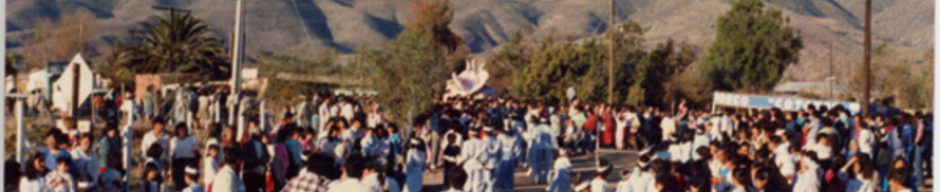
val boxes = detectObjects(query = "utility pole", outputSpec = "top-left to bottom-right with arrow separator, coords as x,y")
231,0 -> 246,134
830,42 -> 833,100
72,63 -> 79,119
862,0 -> 871,115
152,6 -> 192,68
607,0 -> 615,105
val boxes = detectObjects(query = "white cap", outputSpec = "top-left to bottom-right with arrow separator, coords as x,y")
410,138 -> 421,145
77,181 -> 94,189
574,182 -> 590,191
597,162 -> 611,172
483,126 -> 494,132
775,129 -> 786,136
185,166 -> 199,175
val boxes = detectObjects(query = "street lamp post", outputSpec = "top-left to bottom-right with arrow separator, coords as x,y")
862,0 -> 871,115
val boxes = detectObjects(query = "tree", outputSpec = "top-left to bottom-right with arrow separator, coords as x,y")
512,21 -> 647,105
349,0 -> 466,125
627,40 -> 697,108
258,50 -> 340,104
128,11 -> 229,79
698,0 -> 802,92
97,41 -> 136,90
6,52 -> 22,77
22,10 -> 97,69
485,30 -> 529,96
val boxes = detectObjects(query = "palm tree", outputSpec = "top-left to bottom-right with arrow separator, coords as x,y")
99,40 -> 136,89
129,11 -> 230,79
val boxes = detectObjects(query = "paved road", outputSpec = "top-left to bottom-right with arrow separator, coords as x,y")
421,149 -> 639,191
421,149 -> 933,192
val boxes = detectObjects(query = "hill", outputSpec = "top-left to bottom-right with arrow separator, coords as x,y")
5,0 -> 933,83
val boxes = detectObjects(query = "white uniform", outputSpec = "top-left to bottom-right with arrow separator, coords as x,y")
547,157 -> 572,192
460,137 -> 488,192
591,177 -> 609,192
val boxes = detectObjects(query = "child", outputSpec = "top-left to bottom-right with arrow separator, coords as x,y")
98,155 -> 123,192
888,171 -> 912,192
182,166 -> 205,192
203,141 -> 221,186
442,168 -> 467,192
142,162 -> 165,192
47,157 -> 76,192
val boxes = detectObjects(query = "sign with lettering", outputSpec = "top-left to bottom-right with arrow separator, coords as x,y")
712,91 -> 898,115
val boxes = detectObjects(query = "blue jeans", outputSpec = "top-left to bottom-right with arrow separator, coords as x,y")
914,144 -> 926,186
527,148 -> 552,183
880,165 -> 889,192
495,160 -> 515,191
581,134 -> 596,152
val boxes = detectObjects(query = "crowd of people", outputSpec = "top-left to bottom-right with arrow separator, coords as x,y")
4,87 -> 935,192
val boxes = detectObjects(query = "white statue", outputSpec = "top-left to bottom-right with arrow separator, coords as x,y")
444,58 -> 494,100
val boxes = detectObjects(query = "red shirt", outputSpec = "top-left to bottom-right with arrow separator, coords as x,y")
584,114 -> 598,133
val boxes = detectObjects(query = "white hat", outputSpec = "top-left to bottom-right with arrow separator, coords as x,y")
77,181 -> 94,189
639,146 -> 654,155
468,129 -> 479,135
574,182 -> 590,191
597,162 -> 611,172
410,138 -> 421,145
483,126 -> 494,132
559,148 -> 568,155
775,129 -> 786,136
185,166 -> 199,175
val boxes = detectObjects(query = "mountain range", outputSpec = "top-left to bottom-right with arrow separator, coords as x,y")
5,0 -> 934,82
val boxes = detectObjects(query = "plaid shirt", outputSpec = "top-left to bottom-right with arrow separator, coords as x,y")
281,171 -> 329,192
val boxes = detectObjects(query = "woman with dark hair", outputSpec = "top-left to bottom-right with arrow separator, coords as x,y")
402,138 -> 426,192
824,155 -> 847,192
839,154 -> 874,192
170,124 -> 199,191
142,162 -> 165,192
270,126 -> 291,187
655,173 -> 681,192
317,122 -> 342,159
20,153 -> 52,192
730,169 -> 752,192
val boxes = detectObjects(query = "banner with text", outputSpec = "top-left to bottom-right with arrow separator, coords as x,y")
712,91 -> 899,115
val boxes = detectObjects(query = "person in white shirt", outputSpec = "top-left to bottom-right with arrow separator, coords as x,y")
211,148 -> 245,192
70,135 -> 99,186
182,166 -> 205,192
141,118 -> 171,170
793,155 -> 821,192
202,141 -> 220,186
839,154 -> 874,192
617,154 -> 653,192
459,129 -> 486,192
361,156 -> 400,192
768,136 -> 796,184
327,155 -> 370,192
548,149 -> 573,192
402,139 -> 427,192
21,153 -> 53,192
614,107 -> 630,150
170,124 -> 199,191
591,159 -> 613,192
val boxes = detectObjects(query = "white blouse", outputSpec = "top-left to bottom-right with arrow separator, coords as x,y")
170,136 -> 200,159
838,168 -> 874,192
